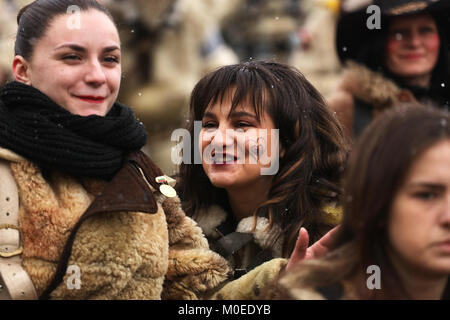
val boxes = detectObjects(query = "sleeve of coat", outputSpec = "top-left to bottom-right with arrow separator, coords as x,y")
210,258 -> 288,300
160,195 -> 232,300
49,208 -> 169,300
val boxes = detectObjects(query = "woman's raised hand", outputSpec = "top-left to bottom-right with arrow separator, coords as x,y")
285,225 -> 340,272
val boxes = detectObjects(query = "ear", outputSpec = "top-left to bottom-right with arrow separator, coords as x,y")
12,55 -> 32,85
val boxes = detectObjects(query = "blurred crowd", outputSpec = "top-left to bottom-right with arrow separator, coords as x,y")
0,0 -> 346,172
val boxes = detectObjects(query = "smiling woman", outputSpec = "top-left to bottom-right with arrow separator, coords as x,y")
0,0 -> 231,300
177,61 -> 348,299
328,0 -> 450,138
13,8 -> 121,116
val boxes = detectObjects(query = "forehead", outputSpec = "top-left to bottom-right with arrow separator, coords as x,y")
39,9 -> 120,48
204,86 -> 270,118
388,13 -> 437,29
404,140 -> 450,182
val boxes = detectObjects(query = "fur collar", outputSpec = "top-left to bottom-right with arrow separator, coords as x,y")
194,203 -> 342,258
194,205 -> 284,257
339,61 -> 417,110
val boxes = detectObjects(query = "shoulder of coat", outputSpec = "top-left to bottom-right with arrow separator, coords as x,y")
340,61 -> 408,108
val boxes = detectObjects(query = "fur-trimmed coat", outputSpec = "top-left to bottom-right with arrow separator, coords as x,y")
0,147 -> 231,299
195,205 -> 341,267
328,61 -> 418,137
262,272 -> 358,300
193,204 -> 342,299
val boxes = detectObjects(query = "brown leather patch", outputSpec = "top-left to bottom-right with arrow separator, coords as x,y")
129,151 -> 165,191
86,162 -> 157,214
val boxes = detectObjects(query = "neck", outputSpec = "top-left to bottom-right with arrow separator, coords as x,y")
226,178 -> 272,222
389,249 -> 448,300
402,275 -> 448,300
402,74 -> 431,89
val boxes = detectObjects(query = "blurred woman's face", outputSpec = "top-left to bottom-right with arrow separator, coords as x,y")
21,9 -> 121,116
388,140 -> 450,278
199,91 -> 279,190
385,13 -> 440,85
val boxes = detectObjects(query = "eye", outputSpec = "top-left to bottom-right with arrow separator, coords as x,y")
389,30 -> 406,41
62,54 -> 81,61
202,121 -> 217,128
419,26 -> 436,35
104,56 -> 120,64
414,191 -> 437,200
234,121 -> 253,129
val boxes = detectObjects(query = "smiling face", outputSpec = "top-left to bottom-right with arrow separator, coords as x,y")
385,13 -> 440,86
17,9 -> 121,116
199,91 -> 279,191
388,140 -> 450,279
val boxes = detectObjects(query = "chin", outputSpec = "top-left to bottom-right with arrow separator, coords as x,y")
78,110 -> 106,117
209,178 -> 235,189
72,105 -> 109,117
399,68 -> 433,78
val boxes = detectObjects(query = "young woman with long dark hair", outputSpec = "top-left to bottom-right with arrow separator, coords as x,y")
271,104 -> 450,299
177,61 -> 348,298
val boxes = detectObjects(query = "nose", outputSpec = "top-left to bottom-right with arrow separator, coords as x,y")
84,59 -> 106,86
439,195 -> 450,228
404,30 -> 422,48
210,125 -> 236,147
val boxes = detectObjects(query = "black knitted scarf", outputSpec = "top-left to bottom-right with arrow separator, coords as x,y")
0,81 -> 147,180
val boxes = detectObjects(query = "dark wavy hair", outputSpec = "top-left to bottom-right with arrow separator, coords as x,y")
279,104 -> 450,299
15,0 -> 114,60
178,61 -> 348,257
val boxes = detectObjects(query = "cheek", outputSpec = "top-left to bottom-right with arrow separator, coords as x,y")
107,68 -> 122,91
386,38 -> 401,59
388,196 -> 427,256
199,130 -> 211,153
425,34 -> 440,54
32,65 -> 72,101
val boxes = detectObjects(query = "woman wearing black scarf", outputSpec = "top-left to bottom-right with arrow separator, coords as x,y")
0,0 -> 230,300
328,0 -> 450,138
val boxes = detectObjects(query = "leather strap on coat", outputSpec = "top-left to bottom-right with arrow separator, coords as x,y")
0,160 -> 37,300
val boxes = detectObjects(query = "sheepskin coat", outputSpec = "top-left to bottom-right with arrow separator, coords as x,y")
195,204 -> 341,269
0,147 -> 231,299
262,273 -> 358,300
193,204 -> 341,300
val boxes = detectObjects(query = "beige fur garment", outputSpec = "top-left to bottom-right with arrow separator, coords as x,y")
0,147 -> 231,299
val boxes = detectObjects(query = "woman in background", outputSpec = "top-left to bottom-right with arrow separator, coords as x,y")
270,104 -> 450,299
329,0 -> 450,138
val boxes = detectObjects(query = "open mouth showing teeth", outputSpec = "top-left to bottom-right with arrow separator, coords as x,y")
213,153 -> 238,164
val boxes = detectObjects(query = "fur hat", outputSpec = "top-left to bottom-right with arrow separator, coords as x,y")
335,0 -> 450,64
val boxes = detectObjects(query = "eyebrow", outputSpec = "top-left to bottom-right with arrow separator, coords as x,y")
229,111 -> 259,121
202,111 -> 259,122
54,43 -> 120,53
407,182 -> 445,190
